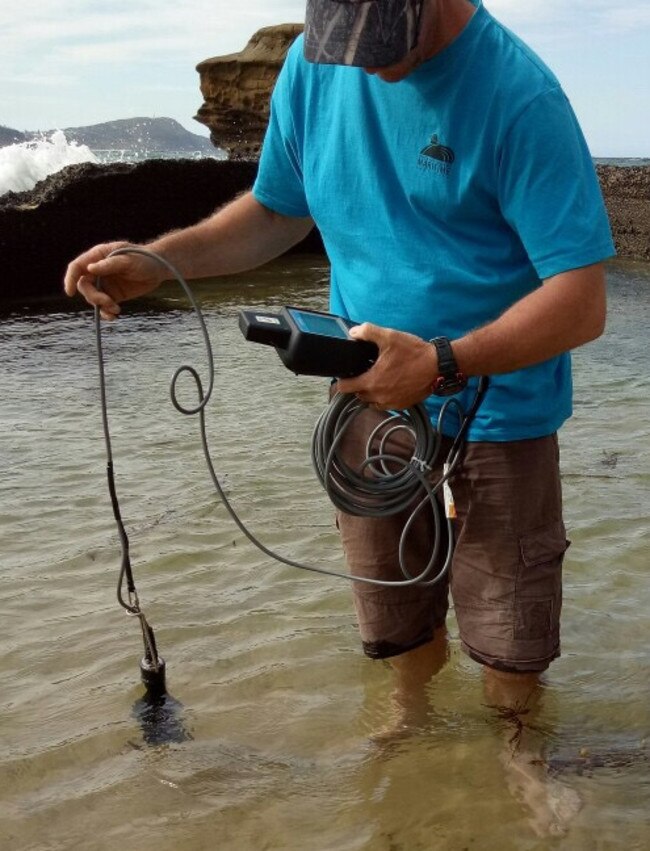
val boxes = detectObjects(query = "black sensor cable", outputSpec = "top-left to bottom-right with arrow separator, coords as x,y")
93,247 -> 489,683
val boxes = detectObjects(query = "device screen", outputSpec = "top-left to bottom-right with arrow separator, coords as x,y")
289,309 -> 349,340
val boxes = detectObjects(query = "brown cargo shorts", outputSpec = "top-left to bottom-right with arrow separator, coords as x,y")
335,405 -> 569,673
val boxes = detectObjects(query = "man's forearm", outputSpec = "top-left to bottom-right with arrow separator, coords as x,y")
452,263 -> 607,376
147,191 -> 315,280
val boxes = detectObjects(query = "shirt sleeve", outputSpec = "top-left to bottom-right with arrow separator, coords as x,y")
497,86 -> 615,280
252,41 -> 311,218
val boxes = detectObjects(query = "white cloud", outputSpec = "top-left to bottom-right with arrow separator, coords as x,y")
597,6 -> 650,33
0,73 -> 75,87
488,0 -> 650,34
0,0 -> 306,131
0,1 -> 306,71
52,36 -> 202,66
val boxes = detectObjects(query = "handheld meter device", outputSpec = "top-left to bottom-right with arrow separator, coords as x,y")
238,306 -> 378,378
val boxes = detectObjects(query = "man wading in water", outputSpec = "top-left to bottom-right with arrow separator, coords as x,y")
65,0 -> 614,836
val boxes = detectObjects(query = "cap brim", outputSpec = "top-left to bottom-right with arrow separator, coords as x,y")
303,0 -> 423,67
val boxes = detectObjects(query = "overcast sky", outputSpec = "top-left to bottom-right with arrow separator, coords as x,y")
1,0 -> 648,157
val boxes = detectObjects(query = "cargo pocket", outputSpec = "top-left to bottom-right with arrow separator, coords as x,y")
514,521 -> 569,641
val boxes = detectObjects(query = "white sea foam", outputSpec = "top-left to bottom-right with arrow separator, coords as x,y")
0,130 -> 97,196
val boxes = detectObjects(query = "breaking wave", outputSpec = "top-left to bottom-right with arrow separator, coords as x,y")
0,130 -> 97,196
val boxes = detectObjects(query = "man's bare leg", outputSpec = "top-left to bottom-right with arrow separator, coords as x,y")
390,626 -> 449,696
370,626 -> 449,743
484,668 -> 582,837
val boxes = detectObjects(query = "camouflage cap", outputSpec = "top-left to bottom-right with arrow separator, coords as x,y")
304,0 -> 424,67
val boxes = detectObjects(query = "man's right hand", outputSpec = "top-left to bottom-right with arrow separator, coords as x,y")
63,241 -> 167,320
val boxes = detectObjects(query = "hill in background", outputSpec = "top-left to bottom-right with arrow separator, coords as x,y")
0,126 -> 27,145
0,117 -> 216,154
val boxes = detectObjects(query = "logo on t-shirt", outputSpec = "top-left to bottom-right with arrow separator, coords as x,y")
418,134 -> 455,176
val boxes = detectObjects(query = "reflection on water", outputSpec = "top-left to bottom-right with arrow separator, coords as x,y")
0,256 -> 649,849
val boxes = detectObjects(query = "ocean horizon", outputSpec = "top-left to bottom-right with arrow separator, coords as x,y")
594,156 -> 650,166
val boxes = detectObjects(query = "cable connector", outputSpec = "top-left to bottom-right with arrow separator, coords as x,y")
410,456 -> 432,474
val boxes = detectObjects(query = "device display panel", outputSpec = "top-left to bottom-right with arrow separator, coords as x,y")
288,309 -> 349,340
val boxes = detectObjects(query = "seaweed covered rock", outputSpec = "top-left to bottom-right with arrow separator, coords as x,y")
597,165 -> 650,262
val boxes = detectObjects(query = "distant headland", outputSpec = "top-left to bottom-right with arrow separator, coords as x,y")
0,117 -> 216,156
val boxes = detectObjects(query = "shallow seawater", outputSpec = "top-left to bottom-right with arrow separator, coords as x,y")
1,256 -> 648,850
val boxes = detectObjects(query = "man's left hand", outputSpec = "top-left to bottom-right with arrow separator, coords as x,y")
335,323 -> 438,410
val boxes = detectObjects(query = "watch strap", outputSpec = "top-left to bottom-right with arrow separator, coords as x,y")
431,336 -> 456,375
430,336 -> 467,396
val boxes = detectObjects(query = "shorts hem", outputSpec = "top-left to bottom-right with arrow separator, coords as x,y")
462,642 -> 561,674
361,624 -> 444,660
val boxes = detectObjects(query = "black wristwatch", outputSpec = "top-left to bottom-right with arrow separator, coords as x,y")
430,336 -> 468,396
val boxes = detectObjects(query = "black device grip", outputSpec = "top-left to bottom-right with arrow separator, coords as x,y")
238,310 -> 291,348
277,332 -> 377,377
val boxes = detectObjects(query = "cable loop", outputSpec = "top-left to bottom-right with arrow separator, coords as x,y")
170,364 -> 207,417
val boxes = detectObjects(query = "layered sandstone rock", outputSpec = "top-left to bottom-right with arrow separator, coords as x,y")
195,24 -> 303,160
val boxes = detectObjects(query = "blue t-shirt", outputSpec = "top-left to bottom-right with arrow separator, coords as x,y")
253,0 -> 615,440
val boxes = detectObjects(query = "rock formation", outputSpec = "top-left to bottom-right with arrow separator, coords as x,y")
195,24 -> 303,160
0,159 -> 322,305
0,160 -> 647,306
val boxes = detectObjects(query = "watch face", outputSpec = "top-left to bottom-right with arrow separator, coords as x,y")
433,373 -> 468,396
